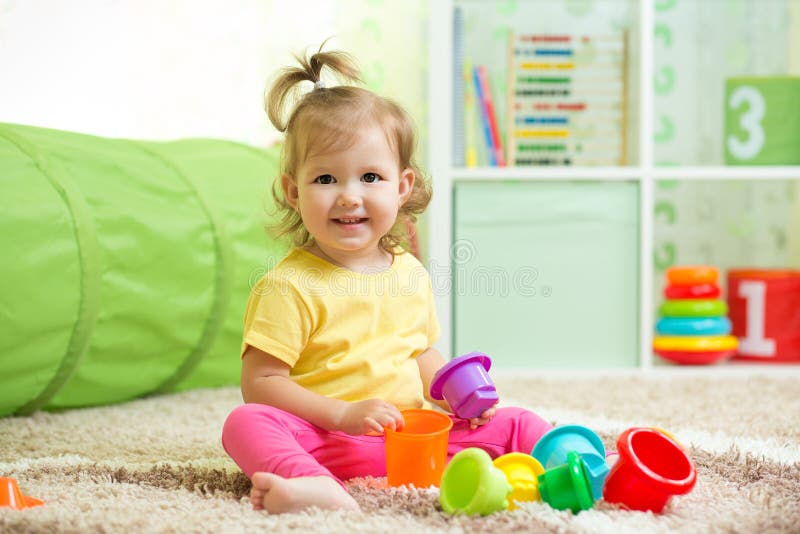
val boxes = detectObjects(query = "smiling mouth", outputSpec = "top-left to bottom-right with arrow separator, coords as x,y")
334,218 -> 367,224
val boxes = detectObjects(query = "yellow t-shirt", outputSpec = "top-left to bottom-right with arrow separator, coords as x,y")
242,248 -> 440,410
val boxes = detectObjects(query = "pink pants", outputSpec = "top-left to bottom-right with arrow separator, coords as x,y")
222,404 -> 552,486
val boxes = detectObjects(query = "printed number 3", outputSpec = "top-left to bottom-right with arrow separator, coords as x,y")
727,86 -> 766,160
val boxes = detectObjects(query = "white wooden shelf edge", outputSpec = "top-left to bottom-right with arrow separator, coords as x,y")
448,166 -> 800,181
653,166 -> 800,180
450,167 -> 640,180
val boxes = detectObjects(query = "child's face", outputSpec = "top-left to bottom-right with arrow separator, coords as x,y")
282,122 -> 414,264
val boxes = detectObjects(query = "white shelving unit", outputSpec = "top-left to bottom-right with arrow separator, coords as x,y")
426,0 -> 800,374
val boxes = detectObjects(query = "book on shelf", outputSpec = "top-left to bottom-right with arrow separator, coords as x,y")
506,32 -> 629,167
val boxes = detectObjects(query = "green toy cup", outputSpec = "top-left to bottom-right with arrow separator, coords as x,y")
537,451 -> 594,513
532,424 -> 608,500
439,448 -> 512,516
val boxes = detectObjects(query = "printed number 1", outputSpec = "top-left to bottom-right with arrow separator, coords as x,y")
737,281 -> 776,357
727,86 -> 766,161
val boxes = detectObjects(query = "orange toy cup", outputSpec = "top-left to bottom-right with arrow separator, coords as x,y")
385,409 -> 453,488
0,477 -> 44,510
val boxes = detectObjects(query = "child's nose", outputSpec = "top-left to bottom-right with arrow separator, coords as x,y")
336,191 -> 363,207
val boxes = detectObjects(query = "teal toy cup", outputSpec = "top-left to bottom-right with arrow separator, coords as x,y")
537,451 -> 594,513
439,448 -> 512,516
532,424 -> 609,500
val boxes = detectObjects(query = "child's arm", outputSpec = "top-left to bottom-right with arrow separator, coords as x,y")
416,347 -> 453,413
416,347 -> 497,429
241,345 -> 404,435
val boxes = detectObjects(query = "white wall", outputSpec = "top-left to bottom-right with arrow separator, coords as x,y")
0,1 -> 352,145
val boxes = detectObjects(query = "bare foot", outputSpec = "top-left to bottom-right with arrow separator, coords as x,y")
249,472 -> 360,514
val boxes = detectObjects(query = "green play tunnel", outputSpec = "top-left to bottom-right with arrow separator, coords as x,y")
0,123 -> 288,416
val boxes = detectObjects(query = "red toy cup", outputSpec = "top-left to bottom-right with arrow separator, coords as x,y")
727,269 -> 800,362
602,427 -> 696,513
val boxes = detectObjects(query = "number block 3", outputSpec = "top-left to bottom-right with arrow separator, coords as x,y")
725,77 -> 800,165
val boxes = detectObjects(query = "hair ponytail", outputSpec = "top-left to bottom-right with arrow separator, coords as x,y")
266,43 -> 362,133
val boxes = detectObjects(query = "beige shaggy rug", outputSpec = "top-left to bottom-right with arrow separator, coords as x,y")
1,374 -> 799,533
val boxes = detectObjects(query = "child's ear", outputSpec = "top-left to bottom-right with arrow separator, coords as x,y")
281,173 -> 299,209
398,168 -> 415,206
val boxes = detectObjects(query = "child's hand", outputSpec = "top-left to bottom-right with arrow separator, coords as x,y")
468,405 -> 497,430
338,399 -> 404,435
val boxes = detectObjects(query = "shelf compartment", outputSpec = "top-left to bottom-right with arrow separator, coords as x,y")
453,180 -> 640,368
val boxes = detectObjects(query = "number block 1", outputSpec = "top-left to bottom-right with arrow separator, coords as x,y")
724,77 -> 800,165
727,269 -> 800,362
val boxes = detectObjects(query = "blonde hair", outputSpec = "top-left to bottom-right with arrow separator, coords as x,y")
265,43 -> 431,254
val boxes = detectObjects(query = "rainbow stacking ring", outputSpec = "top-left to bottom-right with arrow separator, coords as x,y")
665,266 -> 719,286
654,349 -> 736,365
652,335 -> 738,352
655,317 -> 731,336
659,299 -> 728,318
663,283 -> 721,300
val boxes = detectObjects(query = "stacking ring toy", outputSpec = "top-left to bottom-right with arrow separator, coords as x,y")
659,299 -> 727,318
666,266 -> 718,286
655,317 -> 731,336
653,335 -> 738,352
664,283 -> 720,300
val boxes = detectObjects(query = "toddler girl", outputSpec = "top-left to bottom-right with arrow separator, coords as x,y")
222,45 -> 552,514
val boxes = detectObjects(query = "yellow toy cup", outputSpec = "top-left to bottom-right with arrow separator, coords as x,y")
385,409 -> 453,488
493,453 -> 545,510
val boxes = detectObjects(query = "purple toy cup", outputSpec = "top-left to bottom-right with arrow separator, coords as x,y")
430,352 -> 498,419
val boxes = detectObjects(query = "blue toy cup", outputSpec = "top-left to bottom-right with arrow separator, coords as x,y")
532,425 -> 609,500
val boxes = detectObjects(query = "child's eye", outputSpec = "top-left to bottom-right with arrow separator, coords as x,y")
362,173 -> 381,183
313,174 -> 335,184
